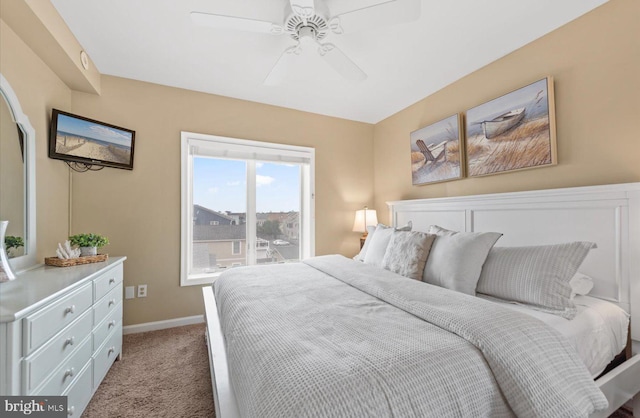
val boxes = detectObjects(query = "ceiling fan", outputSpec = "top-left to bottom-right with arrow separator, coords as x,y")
191,0 -> 421,85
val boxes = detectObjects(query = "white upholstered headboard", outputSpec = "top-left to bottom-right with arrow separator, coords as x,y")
387,183 -> 640,342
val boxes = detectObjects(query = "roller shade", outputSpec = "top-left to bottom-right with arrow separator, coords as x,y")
188,136 -> 312,165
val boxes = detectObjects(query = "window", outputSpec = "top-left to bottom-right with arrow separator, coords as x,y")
231,240 -> 241,255
181,132 -> 315,286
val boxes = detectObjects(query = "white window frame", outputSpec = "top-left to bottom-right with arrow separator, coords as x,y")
180,131 -> 315,286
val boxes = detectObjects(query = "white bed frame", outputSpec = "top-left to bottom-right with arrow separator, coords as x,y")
203,182 -> 640,418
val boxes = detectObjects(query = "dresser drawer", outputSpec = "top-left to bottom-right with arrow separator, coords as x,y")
94,264 -> 123,302
63,362 -> 92,417
29,335 -> 91,396
93,302 -> 122,351
23,309 -> 92,394
93,283 -> 122,326
92,326 -> 122,389
23,283 -> 92,355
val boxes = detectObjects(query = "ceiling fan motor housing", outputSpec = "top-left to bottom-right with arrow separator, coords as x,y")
284,2 -> 330,41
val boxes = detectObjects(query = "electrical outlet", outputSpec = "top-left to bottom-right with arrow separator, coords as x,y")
137,284 -> 147,298
125,286 -> 135,299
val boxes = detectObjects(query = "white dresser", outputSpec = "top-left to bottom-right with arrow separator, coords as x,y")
0,257 -> 126,416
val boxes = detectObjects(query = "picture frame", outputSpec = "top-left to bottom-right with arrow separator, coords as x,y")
410,113 -> 464,185
49,109 -> 136,170
465,77 -> 556,177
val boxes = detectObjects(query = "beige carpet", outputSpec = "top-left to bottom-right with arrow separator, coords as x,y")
84,323 -> 633,418
83,324 -> 215,417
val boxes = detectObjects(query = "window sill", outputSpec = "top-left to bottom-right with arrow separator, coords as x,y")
180,272 -> 222,287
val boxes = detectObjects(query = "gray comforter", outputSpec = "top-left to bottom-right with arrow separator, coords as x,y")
213,255 -> 607,418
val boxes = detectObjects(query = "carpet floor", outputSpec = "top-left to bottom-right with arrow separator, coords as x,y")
84,323 -> 633,418
83,324 -> 215,417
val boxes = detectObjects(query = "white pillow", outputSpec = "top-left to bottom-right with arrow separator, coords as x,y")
381,230 -> 436,280
570,272 -> 594,298
353,224 -> 377,261
422,225 -> 502,295
362,222 -> 412,267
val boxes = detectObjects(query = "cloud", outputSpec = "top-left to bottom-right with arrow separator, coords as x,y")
256,163 -> 264,168
226,181 -> 241,186
256,175 -> 275,187
208,187 -> 219,193
89,125 -> 130,140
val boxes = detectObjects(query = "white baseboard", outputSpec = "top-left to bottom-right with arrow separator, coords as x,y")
123,315 -> 204,335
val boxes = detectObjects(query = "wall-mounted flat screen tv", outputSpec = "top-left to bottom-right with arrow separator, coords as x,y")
49,109 -> 135,170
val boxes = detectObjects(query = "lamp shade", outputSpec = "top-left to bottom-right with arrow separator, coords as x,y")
352,207 -> 378,233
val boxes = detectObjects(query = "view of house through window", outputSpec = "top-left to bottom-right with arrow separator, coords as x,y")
181,132 -> 314,286
191,158 -> 301,275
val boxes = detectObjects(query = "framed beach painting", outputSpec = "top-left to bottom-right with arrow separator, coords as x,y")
465,77 -> 556,177
410,114 -> 464,185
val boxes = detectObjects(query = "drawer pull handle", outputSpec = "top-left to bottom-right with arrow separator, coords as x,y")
64,305 -> 76,315
63,367 -> 75,380
64,336 -> 75,347
109,278 -> 116,284
68,405 -> 75,416
108,320 -> 116,329
108,347 -> 115,356
108,299 -> 116,307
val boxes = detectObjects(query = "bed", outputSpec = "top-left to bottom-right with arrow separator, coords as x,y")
203,182 -> 640,418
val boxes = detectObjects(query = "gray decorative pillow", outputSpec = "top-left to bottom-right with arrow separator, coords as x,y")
422,225 -> 502,295
381,231 -> 436,280
476,242 -> 597,319
362,222 -> 412,267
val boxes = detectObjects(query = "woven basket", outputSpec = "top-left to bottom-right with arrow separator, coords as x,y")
45,254 -> 109,267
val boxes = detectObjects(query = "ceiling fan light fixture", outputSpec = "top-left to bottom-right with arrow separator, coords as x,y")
298,26 -> 318,45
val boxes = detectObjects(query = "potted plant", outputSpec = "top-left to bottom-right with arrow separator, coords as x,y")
4,236 -> 24,258
69,233 -> 109,256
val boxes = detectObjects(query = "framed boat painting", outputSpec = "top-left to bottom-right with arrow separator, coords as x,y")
410,113 -> 464,185
465,77 -> 557,177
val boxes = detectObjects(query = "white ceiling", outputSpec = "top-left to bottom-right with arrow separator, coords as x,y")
50,0 -> 607,124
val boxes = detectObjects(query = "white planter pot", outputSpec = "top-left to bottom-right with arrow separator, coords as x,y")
80,246 -> 98,256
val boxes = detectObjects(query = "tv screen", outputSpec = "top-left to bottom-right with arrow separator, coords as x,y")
49,109 -> 135,170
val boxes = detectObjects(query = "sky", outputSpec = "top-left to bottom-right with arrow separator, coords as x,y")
410,114 -> 460,149
56,113 -> 133,148
193,157 -> 301,213
466,78 -> 549,125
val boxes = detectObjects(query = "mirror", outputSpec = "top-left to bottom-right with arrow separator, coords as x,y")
0,86 -> 25,258
0,74 -> 36,272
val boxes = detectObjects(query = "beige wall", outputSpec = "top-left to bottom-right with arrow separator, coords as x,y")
373,0 -> 640,223
0,19 -> 72,262
70,76 -> 373,325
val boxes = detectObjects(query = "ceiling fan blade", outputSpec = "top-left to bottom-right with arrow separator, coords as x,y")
289,0 -> 316,19
264,46 -> 301,86
317,43 -> 367,82
330,0 -> 420,34
190,12 -> 283,34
